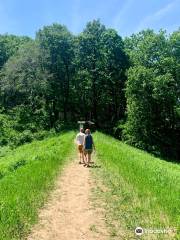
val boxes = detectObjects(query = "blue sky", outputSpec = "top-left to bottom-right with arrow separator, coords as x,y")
0,0 -> 179,38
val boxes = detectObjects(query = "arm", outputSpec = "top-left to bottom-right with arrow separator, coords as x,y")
83,136 -> 86,148
92,137 -> 95,150
75,134 -> 78,144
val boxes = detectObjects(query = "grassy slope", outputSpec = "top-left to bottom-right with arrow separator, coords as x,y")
0,131 -> 74,240
92,132 -> 180,239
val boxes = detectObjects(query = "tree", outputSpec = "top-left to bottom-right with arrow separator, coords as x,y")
36,23 -> 75,123
75,20 -> 129,130
0,41 -> 50,130
124,29 -> 169,69
0,22 -> 179,160
169,28 -> 180,159
101,28 -> 129,126
0,34 -> 31,69
123,66 -> 154,150
76,20 -> 106,124
123,29 -> 180,159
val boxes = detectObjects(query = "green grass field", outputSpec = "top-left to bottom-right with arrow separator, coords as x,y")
92,132 -> 180,239
0,130 -> 179,239
0,131 -> 75,240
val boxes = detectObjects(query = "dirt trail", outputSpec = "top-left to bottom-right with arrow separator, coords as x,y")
27,155 -> 108,240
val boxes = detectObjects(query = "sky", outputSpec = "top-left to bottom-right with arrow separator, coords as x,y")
0,0 -> 179,38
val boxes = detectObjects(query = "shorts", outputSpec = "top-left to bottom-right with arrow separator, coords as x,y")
78,144 -> 83,153
84,149 -> 93,154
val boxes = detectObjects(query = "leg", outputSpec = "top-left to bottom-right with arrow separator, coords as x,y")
78,145 -> 84,164
78,146 -> 81,164
84,151 -> 87,165
80,151 -> 84,163
87,153 -> 91,167
79,151 -> 81,164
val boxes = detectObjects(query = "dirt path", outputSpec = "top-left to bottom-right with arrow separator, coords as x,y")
27,154 -> 108,240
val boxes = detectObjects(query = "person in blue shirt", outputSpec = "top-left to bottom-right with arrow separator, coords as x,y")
83,129 -> 95,167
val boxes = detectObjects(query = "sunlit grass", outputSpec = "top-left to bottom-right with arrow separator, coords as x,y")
92,132 -> 180,239
0,131 -> 75,240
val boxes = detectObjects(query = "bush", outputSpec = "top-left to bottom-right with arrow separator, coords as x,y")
17,130 -> 34,145
54,121 -> 76,132
113,119 -> 125,139
0,113 -> 18,146
32,130 -> 50,141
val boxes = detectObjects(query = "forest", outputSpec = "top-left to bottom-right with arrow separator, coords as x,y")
0,20 -> 180,161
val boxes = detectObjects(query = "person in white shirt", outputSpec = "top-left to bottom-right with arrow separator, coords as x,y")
75,128 -> 85,164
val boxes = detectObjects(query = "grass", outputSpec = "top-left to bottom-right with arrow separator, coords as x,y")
0,131 -> 75,240
1,130 -> 179,239
0,146 -> 11,158
92,132 -> 180,239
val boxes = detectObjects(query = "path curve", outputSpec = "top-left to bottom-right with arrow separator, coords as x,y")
27,155 -> 108,240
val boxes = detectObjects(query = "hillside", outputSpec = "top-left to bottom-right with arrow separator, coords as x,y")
93,132 -> 180,239
0,132 -> 74,240
0,131 -> 179,239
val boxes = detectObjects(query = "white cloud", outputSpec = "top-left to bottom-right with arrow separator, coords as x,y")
112,0 -> 134,30
70,0 -> 120,34
135,0 -> 180,32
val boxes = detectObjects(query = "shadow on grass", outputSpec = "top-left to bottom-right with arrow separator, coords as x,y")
89,164 -> 101,168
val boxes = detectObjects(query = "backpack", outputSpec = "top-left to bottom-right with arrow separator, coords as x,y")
85,135 -> 93,149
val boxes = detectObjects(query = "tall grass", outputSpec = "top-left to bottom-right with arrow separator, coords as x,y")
93,132 -> 180,239
0,131 -> 74,240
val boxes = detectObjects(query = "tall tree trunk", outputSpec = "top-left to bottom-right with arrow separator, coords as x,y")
63,64 -> 70,121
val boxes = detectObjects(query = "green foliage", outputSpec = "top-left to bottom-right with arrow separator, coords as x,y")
123,29 -> 180,160
0,34 -> 31,69
36,23 -> 75,123
124,29 -> 169,69
0,41 -> 49,110
0,22 -> 179,160
122,66 -> 154,150
0,112 -> 51,148
75,20 -> 128,127
0,113 -> 17,146
75,20 -> 106,123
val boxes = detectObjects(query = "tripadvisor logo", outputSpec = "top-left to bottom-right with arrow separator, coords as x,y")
135,226 -> 177,236
135,227 -> 144,236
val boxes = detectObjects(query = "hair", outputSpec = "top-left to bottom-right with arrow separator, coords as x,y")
85,129 -> 91,134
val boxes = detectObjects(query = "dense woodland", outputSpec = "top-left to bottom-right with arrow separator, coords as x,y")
0,20 -> 179,160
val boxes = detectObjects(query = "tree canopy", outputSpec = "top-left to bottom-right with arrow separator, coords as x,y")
0,22 -> 179,161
